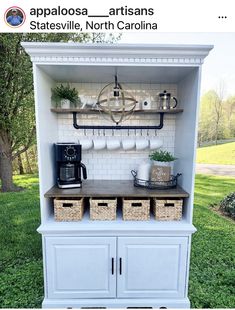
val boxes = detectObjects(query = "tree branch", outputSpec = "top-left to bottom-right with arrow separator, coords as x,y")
12,126 -> 36,160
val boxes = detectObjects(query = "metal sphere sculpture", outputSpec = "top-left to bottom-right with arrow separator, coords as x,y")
97,76 -> 137,125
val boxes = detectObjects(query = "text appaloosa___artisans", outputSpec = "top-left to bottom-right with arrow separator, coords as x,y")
30,20 -> 157,30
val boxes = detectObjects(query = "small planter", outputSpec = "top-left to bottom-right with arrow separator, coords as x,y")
122,198 -> 150,221
149,150 -> 176,182
90,198 -> 117,220
60,98 -> 70,109
153,198 -> 183,221
51,84 -> 80,109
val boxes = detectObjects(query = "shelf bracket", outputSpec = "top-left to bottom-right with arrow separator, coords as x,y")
72,112 -> 164,130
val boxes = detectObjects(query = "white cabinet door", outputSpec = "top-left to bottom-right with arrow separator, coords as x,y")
45,237 -> 116,299
117,237 -> 188,298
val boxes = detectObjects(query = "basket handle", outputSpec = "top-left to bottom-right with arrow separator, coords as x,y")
62,203 -> 73,208
164,203 -> 175,207
98,202 -> 108,207
132,202 -> 142,207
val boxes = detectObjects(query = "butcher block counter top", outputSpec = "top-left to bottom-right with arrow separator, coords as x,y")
44,180 -> 189,198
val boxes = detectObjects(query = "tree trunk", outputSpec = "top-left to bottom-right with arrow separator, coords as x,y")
0,130 -> 18,192
17,154 -> 24,175
25,149 -> 33,174
215,122 -> 219,145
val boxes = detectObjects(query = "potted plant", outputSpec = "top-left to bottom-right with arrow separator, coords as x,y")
149,150 -> 177,182
51,84 -> 81,108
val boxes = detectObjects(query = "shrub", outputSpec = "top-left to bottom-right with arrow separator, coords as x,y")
219,192 -> 235,219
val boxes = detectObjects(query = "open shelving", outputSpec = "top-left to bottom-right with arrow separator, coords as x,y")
50,108 -> 184,114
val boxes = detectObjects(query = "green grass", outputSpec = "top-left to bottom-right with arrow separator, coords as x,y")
190,174 -> 235,308
197,142 -> 235,165
0,175 -> 43,308
0,174 -> 234,308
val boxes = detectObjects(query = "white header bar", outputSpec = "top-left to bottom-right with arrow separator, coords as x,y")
0,0 -> 234,33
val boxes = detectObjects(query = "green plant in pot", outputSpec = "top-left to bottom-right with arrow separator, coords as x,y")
51,84 -> 81,108
149,150 -> 177,182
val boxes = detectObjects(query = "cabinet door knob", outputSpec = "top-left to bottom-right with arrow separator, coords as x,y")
119,257 -> 122,275
111,257 -> 114,275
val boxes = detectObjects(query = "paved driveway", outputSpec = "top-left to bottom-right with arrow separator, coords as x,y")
196,163 -> 235,177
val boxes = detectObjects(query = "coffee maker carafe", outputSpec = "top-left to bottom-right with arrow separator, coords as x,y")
55,143 -> 87,188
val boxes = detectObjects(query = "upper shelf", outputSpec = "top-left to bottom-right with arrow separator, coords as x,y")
50,108 -> 184,114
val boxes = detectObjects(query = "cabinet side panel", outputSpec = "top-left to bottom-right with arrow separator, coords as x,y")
33,65 -> 57,223
175,67 -> 202,223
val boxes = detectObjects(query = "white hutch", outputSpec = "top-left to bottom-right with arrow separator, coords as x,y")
22,43 -> 212,308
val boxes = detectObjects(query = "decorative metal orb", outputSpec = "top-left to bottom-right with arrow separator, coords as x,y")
97,82 -> 137,125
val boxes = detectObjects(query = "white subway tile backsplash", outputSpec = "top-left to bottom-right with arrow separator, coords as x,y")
58,83 -> 177,180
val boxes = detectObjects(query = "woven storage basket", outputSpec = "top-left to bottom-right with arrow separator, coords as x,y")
90,198 -> 117,220
54,198 -> 84,221
122,198 -> 150,221
153,198 -> 183,221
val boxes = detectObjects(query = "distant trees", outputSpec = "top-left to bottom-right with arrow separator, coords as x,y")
198,87 -> 235,146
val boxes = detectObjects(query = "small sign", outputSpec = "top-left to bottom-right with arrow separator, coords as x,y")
151,166 -> 171,182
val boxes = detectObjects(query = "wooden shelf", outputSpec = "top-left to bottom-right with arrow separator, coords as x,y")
44,180 -> 189,198
50,108 -> 184,114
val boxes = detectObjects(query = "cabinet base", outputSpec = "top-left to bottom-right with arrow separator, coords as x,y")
42,297 -> 190,309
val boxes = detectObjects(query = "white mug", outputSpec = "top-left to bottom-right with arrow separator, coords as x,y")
107,139 -> 121,150
79,139 -> 93,151
149,139 -> 163,150
93,139 -> 106,150
122,139 -> 135,150
136,139 -> 149,150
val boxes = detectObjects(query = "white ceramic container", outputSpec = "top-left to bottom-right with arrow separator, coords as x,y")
60,99 -> 70,108
137,160 -> 152,181
142,98 -> 152,110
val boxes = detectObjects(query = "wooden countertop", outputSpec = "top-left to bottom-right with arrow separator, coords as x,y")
44,180 -> 189,198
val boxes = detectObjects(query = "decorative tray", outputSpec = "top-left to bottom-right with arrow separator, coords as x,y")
131,170 -> 182,190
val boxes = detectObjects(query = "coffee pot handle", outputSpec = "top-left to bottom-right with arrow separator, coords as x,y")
80,162 -> 87,179
171,97 -> 178,109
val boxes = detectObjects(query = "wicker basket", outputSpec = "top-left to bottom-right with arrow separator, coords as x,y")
122,198 -> 150,221
90,198 -> 117,220
54,198 -> 84,221
153,198 -> 183,221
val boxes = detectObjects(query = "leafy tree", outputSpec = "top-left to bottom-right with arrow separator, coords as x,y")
223,96 -> 235,137
198,86 -> 235,146
0,33 -> 121,191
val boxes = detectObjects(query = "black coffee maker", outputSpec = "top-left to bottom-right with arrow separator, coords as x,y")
55,143 -> 87,188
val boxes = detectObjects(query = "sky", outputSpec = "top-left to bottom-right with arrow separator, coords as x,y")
120,33 -> 235,98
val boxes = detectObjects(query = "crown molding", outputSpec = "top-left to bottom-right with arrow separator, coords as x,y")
21,42 -> 213,66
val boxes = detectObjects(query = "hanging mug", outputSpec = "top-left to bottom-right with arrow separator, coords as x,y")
158,90 -> 178,110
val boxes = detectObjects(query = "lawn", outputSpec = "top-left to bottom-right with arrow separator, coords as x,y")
0,174 -> 234,308
197,142 -> 235,165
